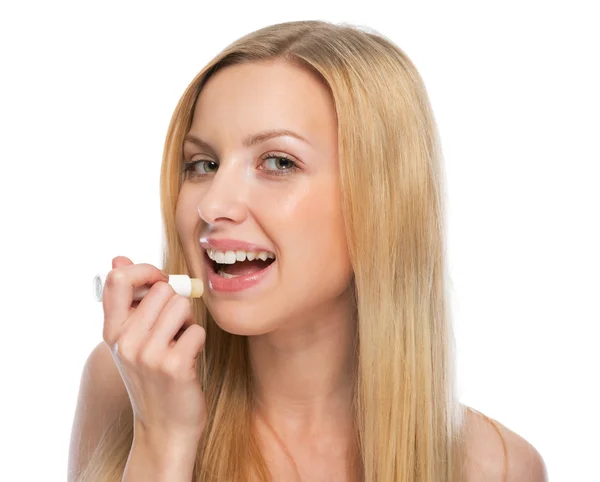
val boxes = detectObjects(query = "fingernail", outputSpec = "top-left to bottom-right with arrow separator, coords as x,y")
160,269 -> 169,278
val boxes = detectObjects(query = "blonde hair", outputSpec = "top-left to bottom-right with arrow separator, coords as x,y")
79,20 -> 468,481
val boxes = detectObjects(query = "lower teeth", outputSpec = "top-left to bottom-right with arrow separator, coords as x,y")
217,270 -> 243,279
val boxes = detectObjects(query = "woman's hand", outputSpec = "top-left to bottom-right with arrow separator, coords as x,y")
101,256 -> 207,442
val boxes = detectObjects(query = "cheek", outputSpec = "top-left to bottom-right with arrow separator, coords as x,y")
175,189 -> 199,238
317,213 -> 353,287
279,183 -> 352,287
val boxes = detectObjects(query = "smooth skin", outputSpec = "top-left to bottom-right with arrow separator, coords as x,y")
101,258 -> 207,439
69,58 -> 548,481
174,58 -> 547,481
176,59 -> 355,479
102,257 -> 207,481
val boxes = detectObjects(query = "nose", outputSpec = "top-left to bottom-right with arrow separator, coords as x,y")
196,163 -> 248,225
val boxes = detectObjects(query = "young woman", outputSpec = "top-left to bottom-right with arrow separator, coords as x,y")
69,20 -> 547,482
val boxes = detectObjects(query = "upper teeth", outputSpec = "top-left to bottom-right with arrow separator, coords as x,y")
207,248 -> 276,264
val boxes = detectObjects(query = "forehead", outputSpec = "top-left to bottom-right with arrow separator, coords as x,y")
189,60 -> 337,149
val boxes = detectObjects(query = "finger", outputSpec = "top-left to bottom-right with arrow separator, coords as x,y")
172,323 -> 206,362
122,281 -> 178,346
112,256 -> 134,269
147,295 -> 195,351
111,257 -> 136,316
102,263 -> 169,345
112,256 -> 138,314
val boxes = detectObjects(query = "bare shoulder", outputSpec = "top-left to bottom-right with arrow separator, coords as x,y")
76,341 -> 130,408
463,406 -> 548,482
68,342 -> 131,482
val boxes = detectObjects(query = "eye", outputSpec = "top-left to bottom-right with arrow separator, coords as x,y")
259,153 -> 300,176
195,160 -> 219,173
261,155 -> 295,171
182,159 -> 218,177
181,152 -> 300,180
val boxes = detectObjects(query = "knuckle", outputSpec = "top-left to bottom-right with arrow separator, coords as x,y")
115,337 -> 136,363
188,323 -> 205,340
102,327 -> 116,346
138,345 -> 160,370
153,280 -> 175,297
105,269 -> 127,288
175,294 -> 191,309
160,355 -> 184,376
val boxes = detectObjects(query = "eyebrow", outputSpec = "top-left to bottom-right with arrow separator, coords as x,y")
183,129 -> 311,151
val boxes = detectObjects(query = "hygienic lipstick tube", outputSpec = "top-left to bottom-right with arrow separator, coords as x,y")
93,273 -> 204,302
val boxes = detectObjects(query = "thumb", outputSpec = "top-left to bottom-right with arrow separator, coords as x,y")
112,256 -> 134,269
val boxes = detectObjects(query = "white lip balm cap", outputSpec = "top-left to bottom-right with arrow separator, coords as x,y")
93,273 -> 192,302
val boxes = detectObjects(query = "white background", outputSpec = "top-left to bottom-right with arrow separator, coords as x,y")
1,1 -> 598,480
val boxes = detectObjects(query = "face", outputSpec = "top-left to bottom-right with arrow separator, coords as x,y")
175,59 -> 354,335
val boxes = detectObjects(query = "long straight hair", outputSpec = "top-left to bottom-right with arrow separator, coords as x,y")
79,20 -> 467,481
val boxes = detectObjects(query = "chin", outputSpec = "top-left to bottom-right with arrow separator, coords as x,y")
206,305 -> 279,336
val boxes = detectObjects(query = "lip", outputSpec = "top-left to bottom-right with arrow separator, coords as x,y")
199,236 -> 274,254
203,250 -> 275,293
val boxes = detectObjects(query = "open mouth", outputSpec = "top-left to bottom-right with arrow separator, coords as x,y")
205,250 -> 276,278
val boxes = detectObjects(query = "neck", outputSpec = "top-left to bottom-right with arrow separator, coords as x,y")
248,294 -> 356,438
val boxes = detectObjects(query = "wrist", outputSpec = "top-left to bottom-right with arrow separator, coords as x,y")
134,420 -> 204,445
132,423 -> 201,472
125,443 -> 197,482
